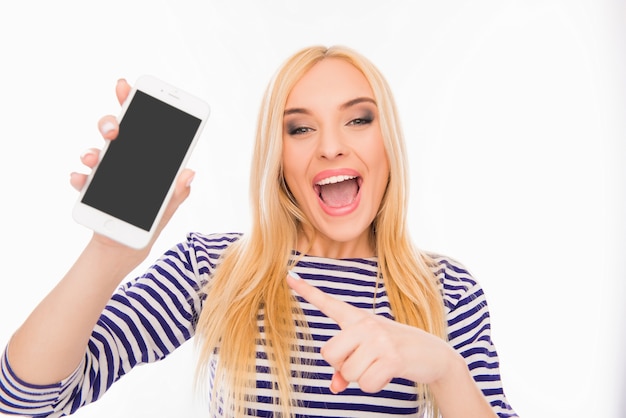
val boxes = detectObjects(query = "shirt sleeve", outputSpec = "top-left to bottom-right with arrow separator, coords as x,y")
435,256 -> 518,418
0,232 -> 238,417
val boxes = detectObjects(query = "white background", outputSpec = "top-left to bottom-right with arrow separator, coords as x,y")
0,1 -> 624,417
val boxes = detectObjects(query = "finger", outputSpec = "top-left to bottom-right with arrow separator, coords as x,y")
321,325 -> 365,371
330,371 -> 349,394
356,360 -> 393,393
80,148 -> 100,168
98,116 -> 119,141
69,172 -> 87,191
286,272 -> 366,328
115,78 -> 132,105
172,168 -> 195,204
332,343 -> 375,385
70,148 -> 101,191
157,169 -> 195,228
145,168 -> 194,249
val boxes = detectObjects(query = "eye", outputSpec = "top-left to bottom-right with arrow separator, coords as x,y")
287,126 -> 313,135
287,125 -> 314,136
347,116 -> 373,126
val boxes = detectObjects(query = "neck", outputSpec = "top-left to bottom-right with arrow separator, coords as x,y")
296,228 -> 375,259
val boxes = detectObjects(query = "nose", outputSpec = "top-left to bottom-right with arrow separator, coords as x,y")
317,126 -> 348,160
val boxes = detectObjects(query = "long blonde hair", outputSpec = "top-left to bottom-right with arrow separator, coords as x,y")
195,45 -> 446,417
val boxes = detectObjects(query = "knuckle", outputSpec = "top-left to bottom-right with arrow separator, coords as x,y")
359,379 -> 381,393
360,316 -> 379,329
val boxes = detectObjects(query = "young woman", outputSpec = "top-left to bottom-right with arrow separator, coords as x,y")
0,46 -> 517,417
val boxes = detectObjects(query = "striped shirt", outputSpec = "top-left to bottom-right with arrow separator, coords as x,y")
0,232 -> 517,417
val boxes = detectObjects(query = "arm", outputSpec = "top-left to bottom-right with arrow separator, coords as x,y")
0,233 -> 211,416
429,352 -> 498,417
7,239 -> 149,385
7,79 -> 194,386
437,257 -> 518,417
0,80 -> 199,418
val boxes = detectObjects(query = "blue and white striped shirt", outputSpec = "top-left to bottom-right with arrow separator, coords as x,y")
0,232 -> 517,417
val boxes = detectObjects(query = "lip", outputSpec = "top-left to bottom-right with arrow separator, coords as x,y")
313,168 -> 361,185
313,168 -> 363,216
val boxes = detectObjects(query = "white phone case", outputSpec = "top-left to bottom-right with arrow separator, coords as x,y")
72,75 -> 210,249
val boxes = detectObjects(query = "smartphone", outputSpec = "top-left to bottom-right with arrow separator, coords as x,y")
73,75 -> 210,249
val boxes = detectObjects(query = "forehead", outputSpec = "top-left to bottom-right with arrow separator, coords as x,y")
285,58 -> 374,108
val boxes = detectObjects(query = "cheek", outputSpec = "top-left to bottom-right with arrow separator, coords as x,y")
282,148 -> 305,194
368,136 -> 389,175
371,143 -> 391,195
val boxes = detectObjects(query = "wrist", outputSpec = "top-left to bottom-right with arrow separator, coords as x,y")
429,349 -> 467,390
85,234 -> 149,277
429,349 -> 497,418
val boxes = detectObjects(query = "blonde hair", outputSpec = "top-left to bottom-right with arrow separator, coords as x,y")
195,45 -> 446,417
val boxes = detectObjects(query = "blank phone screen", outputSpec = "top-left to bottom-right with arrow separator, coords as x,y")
81,90 -> 202,231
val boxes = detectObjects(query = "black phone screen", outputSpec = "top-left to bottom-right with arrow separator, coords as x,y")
81,90 -> 202,231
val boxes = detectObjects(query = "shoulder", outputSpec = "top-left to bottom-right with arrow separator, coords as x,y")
162,232 -> 243,274
183,231 -> 243,253
178,231 -> 243,256
426,253 -> 486,313
427,253 -> 495,348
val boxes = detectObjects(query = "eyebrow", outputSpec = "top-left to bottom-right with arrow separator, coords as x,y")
284,96 -> 377,116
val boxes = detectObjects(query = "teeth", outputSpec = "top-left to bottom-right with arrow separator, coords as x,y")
316,175 -> 357,186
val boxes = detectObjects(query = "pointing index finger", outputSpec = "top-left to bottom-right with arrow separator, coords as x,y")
287,271 -> 365,328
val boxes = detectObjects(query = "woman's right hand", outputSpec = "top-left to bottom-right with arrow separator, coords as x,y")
69,78 -> 129,193
69,79 -> 195,255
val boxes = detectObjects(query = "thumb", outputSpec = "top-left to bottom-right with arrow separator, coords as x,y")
171,168 -> 195,206
330,371 -> 349,394
159,169 -> 195,226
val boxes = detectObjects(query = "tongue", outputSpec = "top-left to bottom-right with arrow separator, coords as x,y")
320,179 -> 358,207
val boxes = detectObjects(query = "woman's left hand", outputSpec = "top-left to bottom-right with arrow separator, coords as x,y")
286,272 -> 457,394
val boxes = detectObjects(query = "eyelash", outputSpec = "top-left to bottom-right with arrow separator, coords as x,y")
288,126 -> 313,136
347,116 -> 373,126
287,115 -> 374,136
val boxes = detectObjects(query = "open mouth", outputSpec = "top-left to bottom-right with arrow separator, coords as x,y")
314,175 -> 362,208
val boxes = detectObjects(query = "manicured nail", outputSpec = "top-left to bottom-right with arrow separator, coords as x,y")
288,270 -> 301,280
80,148 -> 96,159
100,121 -> 116,135
186,174 -> 195,188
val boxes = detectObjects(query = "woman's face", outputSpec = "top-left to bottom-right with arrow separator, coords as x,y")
282,58 -> 389,258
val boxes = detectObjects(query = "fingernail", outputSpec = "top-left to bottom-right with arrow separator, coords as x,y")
329,378 -> 339,394
186,174 -> 195,188
288,270 -> 301,280
80,148 -> 96,159
100,121 -> 116,135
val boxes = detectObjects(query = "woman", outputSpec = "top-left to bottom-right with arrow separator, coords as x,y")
0,46 -> 517,417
